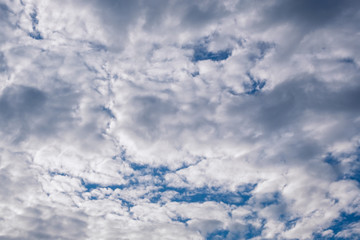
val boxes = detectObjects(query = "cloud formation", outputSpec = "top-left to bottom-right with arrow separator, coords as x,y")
0,0 -> 359,239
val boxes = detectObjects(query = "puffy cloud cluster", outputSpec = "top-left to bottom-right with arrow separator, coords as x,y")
0,0 -> 359,239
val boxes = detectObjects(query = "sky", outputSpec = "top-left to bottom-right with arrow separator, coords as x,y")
0,0 -> 360,239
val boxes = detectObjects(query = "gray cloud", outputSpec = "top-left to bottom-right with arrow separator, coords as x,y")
0,85 -> 78,144
265,0 -> 355,28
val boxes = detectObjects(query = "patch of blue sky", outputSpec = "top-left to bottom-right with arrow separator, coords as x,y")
82,182 -> 101,191
243,72 -> 266,95
119,198 -> 135,208
226,69 -> 266,97
101,106 -> 116,119
48,171 -> 70,177
324,153 -> 340,166
284,217 -> 301,231
247,41 -> 274,63
88,41 -> 107,51
79,163 -> 168,189
130,163 -> 170,178
324,151 -> 360,182
192,45 -> 232,62
81,180 -> 125,192
222,222 -> 264,240
161,185 -> 255,206
29,8 -> 43,40
256,41 -> 274,59
174,157 -> 205,172
172,190 -> 246,205
113,148 -> 128,161
29,9 -> 39,25
0,52 -> 7,72
81,155 -> 256,206
171,215 -> 191,225
243,218 -> 266,239
324,153 -> 344,181
345,149 -> 360,183
120,150 -> 204,178
89,195 -> 98,201
87,195 -> 134,208
29,31 -> 43,40
206,229 -> 229,240
83,62 -> 99,74
111,159 -> 172,185
343,168 -> 360,184
134,183 -> 256,206
185,34 -> 235,62
258,191 -> 281,208
338,57 -> 355,64
313,212 -> 360,239
243,226 -> 263,240
123,155 -> 203,181
81,182 -> 134,208
191,71 -> 200,77
0,3 -> 9,12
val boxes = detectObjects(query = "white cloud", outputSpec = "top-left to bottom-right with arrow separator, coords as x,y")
0,0 -> 359,239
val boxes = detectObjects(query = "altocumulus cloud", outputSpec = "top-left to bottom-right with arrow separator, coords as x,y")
0,0 -> 360,239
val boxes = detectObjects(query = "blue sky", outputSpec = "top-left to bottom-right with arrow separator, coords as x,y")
0,0 -> 360,239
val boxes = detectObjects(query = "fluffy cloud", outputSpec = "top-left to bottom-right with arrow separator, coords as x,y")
0,0 -> 359,239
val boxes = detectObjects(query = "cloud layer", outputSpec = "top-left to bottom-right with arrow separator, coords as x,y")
0,0 -> 359,239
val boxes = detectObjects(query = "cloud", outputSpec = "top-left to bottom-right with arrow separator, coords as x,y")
0,85 -> 78,143
0,0 -> 359,239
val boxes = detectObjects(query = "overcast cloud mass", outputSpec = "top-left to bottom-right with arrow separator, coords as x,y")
0,0 -> 360,239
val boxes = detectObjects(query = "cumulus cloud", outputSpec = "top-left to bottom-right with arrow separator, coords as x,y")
0,0 -> 359,239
